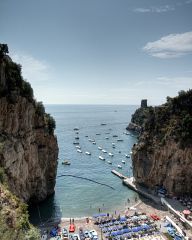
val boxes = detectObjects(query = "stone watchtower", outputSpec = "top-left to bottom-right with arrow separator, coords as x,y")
141,99 -> 147,108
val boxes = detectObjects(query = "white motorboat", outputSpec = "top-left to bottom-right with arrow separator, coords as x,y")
122,160 -> 125,164
102,149 -> 107,153
98,147 -> 102,150
117,165 -> 122,169
108,153 -> 114,157
112,143 -> 115,145
77,149 -> 82,153
92,142 -> 96,145
99,156 -> 105,161
107,160 -> 112,164
125,154 -> 130,158
76,146 -> 81,149
130,151 -> 133,154
62,160 -> 71,165
85,152 -> 91,155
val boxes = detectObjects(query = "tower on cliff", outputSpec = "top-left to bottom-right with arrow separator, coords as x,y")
141,99 -> 147,108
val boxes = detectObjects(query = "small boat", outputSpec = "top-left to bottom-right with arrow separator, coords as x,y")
113,135 -> 118,137
92,142 -> 96,145
122,160 -> 125,164
105,137 -> 109,140
108,153 -> 114,157
125,154 -> 130,158
130,151 -> 133,154
96,133 -> 101,135
85,135 -> 88,137
74,127 -> 79,131
112,143 -> 115,145
77,149 -> 82,153
102,149 -> 107,153
117,165 -> 122,169
107,160 -> 112,164
119,151 -> 121,153
99,156 -> 105,161
98,147 -> 102,150
117,139 -> 123,142
85,152 -> 91,155
75,137 -> 79,140
112,146 -> 115,148
62,161 -> 71,165
76,146 -> 81,149
88,139 -> 95,142
73,142 -> 79,145
101,123 -> 107,126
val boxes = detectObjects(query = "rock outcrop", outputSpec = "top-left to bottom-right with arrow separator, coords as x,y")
0,44 -> 58,203
132,90 -> 192,196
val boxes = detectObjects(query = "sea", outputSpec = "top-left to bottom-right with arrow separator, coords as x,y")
29,105 -> 139,225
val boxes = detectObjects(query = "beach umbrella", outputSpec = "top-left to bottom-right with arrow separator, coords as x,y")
183,209 -> 191,215
111,232 -> 118,236
132,227 -> 139,232
120,216 -> 127,221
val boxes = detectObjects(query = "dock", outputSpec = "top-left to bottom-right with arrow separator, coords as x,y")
111,170 -> 127,179
111,169 -> 160,204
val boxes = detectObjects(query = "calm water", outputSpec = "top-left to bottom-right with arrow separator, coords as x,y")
29,105 -> 139,224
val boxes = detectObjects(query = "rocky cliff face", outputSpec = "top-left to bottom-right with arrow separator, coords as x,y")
132,91 -> 192,196
0,46 -> 58,203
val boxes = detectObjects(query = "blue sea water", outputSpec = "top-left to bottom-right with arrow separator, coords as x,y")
29,105 -> 139,224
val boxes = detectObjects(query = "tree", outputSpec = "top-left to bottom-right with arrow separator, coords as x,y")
0,44 -> 9,56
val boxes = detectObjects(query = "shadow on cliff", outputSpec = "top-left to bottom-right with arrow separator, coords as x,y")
139,195 -> 167,212
28,193 -> 62,226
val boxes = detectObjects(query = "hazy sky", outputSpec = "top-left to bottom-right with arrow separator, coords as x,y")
1,0 -> 192,105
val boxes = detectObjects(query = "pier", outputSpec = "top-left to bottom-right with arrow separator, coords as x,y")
111,170 -> 161,204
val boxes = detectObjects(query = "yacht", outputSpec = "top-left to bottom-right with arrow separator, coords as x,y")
85,152 -> 91,155
108,153 -> 114,157
105,137 -> 109,140
75,137 -> 79,140
125,154 -> 130,158
73,142 -> 79,145
113,135 -> 118,137
99,156 -> 105,161
98,147 -> 102,150
117,139 -> 123,142
77,149 -> 82,153
117,165 -> 122,169
130,151 -> 133,154
107,160 -> 112,164
92,142 -> 96,145
101,123 -> 107,126
74,127 -> 79,131
122,160 -> 125,164
96,133 -> 101,135
102,149 -> 107,153
62,160 -> 71,165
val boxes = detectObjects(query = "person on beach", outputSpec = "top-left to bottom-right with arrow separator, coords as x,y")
99,208 -> 101,212
127,198 -> 130,203
70,218 -> 71,224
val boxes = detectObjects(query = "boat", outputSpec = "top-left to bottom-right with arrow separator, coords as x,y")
101,123 -> 107,126
117,165 -> 122,169
62,161 -> 71,165
96,133 -> 101,135
76,146 -> 81,149
125,154 -> 130,158
98,147 -> 102,150
99,156 -> 105,161
77,149 -> 82,153
105,137 -> 109,140
130,151 -> 133,154
92,142 -> 96,145
122,160 -> 125,164
112,146 -> 115,148
117,139 -> 123,142
119,151 -> 121,153
85,152 -> 91,155
112,143 -> 115,145
85,135 -> 88,137
74,127 -> 79,131
130,166 -> 133,169
88,139 -> 95,142
107,160 -> 112,164
102,149 -> 107,153
75,137 -> 79,140
73,142 -> 79,145
113,135 -> 118,137
108,153 -> 114,157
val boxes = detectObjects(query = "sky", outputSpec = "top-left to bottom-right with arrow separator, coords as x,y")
1,0 -> 192,105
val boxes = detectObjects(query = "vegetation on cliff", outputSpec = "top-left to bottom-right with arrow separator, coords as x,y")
0,168 -> 40,240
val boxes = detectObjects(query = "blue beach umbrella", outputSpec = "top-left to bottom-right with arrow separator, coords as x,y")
120,216 -> 127,221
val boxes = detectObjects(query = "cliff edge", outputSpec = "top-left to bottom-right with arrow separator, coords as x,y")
132,90 -> 192,196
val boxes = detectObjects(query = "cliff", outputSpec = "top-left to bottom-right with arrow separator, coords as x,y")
132,90 -> 192,196
0,44 -> 58,238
